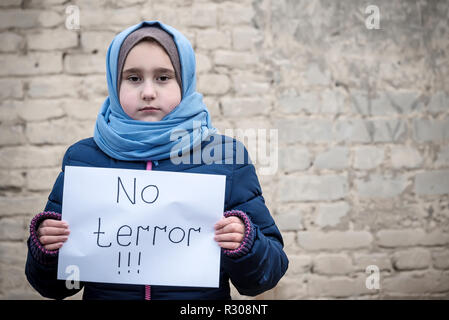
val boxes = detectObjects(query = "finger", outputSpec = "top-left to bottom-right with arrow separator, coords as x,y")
215,222 -> 244,235
39,226 -> 70,236
215,217 -> 244,234
214,233 -> 244,243
40,219 -> 69,229
214,217 -> 228,230
214,216 -> 242,230
44,242 -> 64,251
217,241 -> 240,250
39,235 -> 69,245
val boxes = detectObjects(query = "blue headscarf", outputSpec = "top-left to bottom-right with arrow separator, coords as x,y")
94,21 -> 216,161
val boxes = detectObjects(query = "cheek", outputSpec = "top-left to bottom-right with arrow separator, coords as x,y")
119,85 -> 136,113
165,87 -> 182,111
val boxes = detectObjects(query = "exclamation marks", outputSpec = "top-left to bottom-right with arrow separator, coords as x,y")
118,251 -> 142,275
137,252 -> 141,274
118,251 -> 121,274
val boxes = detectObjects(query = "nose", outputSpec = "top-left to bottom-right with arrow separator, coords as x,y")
141,80 -> 156,100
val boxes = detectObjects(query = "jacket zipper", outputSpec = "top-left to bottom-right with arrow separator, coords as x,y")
145,161 -> 153,300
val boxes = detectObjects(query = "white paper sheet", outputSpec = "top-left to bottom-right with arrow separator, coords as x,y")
57,166 -> 226,288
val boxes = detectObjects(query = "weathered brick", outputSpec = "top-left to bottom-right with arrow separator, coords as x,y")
371,119 -> 407,142
287,255 -> 312,275
334,119 -> 371,143
0,0 -> 22,7
279,146 -> 311,173
61,98 -> 102,121
353,253 -> 393,272
336,119 -> 407,143
64,53 -> 105,74
232,72 -> 270,96
232,27 -> 261,51
81,31 -> 115,54
353,146 -> 384,170
279,174 -> 348,202
0,146 -> 65,169
0,79 -> 23,99
0,217 -> 28,241
195,52 -> 212,74
17,99 -> 66,122
435,145 -> 449,167
413,118 -> 449,143
274,210 -> 303,231
307,275 -> 374,298
351,90 -> 423,115
189,5 -> 218,28
25,119 -> 93,145
81,8 -> 140,28
279,89 -> 345,115
0,32 -> 23,52
0,265 -> 33,294
0,196 -> 46,217
79,75 -> 108,99
315,202 -> 350,228
26,168 -> 60,191
383,271 -> 449,294
432,250 -> 449,270
0,52 -> 62,76
37,10 -> 63,28
0,124 -> 26,146
221,96 -> 271,117
27,29 -> 78,50
314,146 -> 350,170
276,118 -> 333,144
0,169 -> 26,189
0,9 -> 41,29
355,173 -> 409,198
196,29 -> 231,50
414,170 -> 449,195
392,248 -> 432,270
214,50 -> 258,69
419,230 -> 449,246
268,277 -> 308,299
0,242 -> 27,267
390,146 -> 423,169
297,231 -> 373,251
305,63 -> 331,86
427,91 -> 448,114
376,229 -> 426,248
197,74 -> 231,95
313,254 -> 354,275
218,2 -> 254,26
28,76 -> 82,99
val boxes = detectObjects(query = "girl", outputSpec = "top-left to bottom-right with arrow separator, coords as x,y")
25,21 -> 288,300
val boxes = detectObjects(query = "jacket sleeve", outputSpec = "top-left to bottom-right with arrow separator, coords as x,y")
25,146 -> 84,300
222,141 -> 289,297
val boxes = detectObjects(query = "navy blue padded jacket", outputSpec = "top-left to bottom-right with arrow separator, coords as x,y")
25,134 -> 288,300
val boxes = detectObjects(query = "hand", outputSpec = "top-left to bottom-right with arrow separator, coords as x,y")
37,219 -> 70,250
214,216 -> 245,250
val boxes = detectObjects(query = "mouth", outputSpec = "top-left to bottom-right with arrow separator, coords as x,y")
139,106 -> 160,112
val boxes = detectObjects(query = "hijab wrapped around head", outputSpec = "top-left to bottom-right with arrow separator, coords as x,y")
93,21 -> 216,161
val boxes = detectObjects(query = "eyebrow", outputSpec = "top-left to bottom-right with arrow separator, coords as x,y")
122,67 -> 175,75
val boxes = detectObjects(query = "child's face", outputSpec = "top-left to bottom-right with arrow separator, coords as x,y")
119,41 -> 181,122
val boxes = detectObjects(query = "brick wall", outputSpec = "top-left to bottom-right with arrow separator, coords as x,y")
0,0 -> 448,299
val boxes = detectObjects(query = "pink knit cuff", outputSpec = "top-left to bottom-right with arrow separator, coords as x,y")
29,211 -> 61,265
222,210 -> 255,258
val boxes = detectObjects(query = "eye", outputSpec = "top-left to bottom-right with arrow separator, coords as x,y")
127,75 -> 141,82
157,75 -> 170,82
